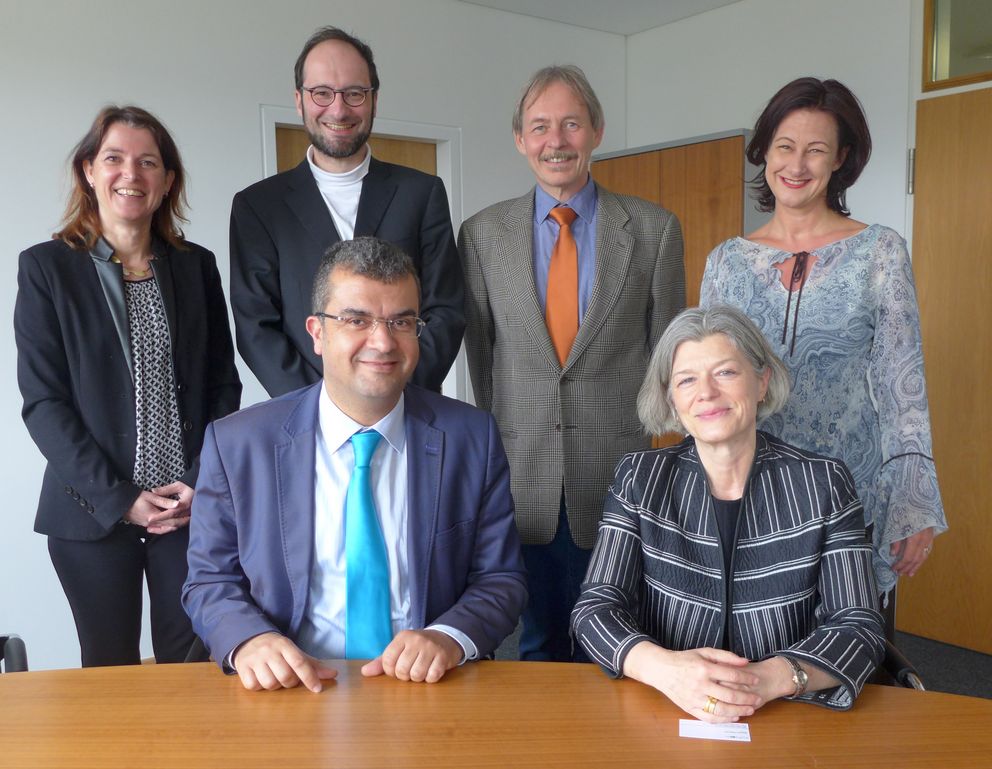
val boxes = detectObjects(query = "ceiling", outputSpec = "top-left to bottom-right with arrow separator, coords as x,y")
457,0 -> 743,36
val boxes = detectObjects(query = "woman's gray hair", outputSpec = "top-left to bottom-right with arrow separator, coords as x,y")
637,305 -> 791,436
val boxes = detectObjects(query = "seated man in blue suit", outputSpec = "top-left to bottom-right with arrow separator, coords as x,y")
183,236 -> 526,692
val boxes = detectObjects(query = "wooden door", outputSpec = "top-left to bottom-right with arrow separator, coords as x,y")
897,88 -> 992,653
274,125 -> 437,174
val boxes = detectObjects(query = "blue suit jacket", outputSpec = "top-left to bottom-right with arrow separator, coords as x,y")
182,383 -> 526,665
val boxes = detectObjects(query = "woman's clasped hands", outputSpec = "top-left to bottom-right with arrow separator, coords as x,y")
623,641 -> 795,723
123,481 -> 194,534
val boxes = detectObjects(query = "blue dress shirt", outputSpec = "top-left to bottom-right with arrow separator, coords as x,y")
532,175 -> 599,322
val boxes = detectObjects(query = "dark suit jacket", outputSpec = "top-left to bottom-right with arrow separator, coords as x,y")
459,186 -> 685,548
230,157 -> 465,396
15,238 -> 242,541
182,383 -> 527,665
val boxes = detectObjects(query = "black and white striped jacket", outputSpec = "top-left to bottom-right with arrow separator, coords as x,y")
571,432 -> 885,710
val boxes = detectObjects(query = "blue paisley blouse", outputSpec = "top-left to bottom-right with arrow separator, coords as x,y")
700,224 -> 947,593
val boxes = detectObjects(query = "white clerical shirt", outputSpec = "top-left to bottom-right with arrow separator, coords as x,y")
306,144 -> 371,240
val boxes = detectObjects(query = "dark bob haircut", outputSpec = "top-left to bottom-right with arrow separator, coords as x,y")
294,26 -> 379,92
56,105 -> 188,251
746,77 -> 871,216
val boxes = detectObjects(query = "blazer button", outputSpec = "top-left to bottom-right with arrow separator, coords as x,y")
176,382 -> 187,393
78,499 -> 87,507
182,419 -> 193,431
86,505 -> 95,514
64,485 -> 73,494
71,491 -> 80,500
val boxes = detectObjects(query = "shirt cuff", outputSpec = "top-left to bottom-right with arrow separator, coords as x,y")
427,624 -> 477,665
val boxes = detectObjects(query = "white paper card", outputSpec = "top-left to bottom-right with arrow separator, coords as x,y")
678,719 -> 751,742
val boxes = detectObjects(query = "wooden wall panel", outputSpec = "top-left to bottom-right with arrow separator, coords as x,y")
897,88 -> 992,654
593,136 -> 746,449
591,152 -> 661,205
594,136 -> 743,310
275,126 -> 312,173
678,137 -> 744,308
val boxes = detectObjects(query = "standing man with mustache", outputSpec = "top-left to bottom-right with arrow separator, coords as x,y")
459,65 -> 685,662
230,26 -> 463,397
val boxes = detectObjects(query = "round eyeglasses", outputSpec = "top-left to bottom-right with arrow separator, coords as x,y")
315,313 -> 425,338
301,86 -> 375,108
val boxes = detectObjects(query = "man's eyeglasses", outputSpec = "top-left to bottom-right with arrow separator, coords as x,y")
315,312 -> 425,338
301,86 -> 375,108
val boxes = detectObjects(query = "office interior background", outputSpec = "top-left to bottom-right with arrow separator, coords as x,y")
1,0 -> 988,679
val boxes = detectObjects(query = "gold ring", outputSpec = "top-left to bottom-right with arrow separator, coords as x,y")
704,695 -> 718,714
924,545 -> 933,556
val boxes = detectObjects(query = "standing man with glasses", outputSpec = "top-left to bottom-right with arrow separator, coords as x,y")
230,26 -> 463,397
459,65 -> 685,662
184,237 -> 525,691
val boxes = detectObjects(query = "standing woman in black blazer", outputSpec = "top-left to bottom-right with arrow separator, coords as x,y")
14,106 -> 242,666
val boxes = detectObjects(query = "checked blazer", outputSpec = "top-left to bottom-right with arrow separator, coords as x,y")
458,185 -> 685,548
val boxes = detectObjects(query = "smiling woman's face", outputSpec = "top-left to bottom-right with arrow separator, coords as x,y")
669,333 -> 769,454
763,108 -> 846,214
82,122 -> 173,232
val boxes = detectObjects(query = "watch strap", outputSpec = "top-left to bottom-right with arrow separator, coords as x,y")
781,655 -> 808,697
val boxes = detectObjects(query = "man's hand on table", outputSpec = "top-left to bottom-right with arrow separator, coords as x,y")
361,629 -> 462,683
232,632 -> 338,692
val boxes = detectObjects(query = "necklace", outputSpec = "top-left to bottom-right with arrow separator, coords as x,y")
111,255 -> 154,278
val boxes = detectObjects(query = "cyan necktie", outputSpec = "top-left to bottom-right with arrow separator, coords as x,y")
345,429 -> 392,658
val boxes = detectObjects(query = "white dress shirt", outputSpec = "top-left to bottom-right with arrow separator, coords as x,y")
295,387 -> 475,661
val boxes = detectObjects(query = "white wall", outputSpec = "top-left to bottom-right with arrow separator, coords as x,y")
625,0 -> 914,236
0,0 -> 624,670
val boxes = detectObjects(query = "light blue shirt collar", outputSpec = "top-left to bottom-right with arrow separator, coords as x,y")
534,175 -> 597,224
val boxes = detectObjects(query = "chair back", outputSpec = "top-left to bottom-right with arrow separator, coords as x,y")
0,634 -> 28,672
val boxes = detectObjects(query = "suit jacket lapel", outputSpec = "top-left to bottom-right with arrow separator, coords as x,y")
404,389 -> 442,628
274,384 -> 321,636
567,188 -> 634,367
495,191 -> 561,369
355,157 -> 397,236
149,241 -> 178,359
285,160 -> 341,249
89,238 -> 133,380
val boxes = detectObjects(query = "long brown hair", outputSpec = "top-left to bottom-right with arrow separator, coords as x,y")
56,105 -> 189,250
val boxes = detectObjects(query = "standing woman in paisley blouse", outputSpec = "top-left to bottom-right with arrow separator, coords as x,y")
700,78 -> 947,604
15,106 -> 242,666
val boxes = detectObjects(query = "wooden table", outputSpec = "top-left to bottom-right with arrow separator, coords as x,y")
1,661 -> 989,768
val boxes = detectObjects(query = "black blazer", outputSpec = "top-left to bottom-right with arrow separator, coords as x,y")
14,237 -> 242,541
229,157 -> 465,396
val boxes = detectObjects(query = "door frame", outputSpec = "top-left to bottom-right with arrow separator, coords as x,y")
259,104 -> 468,401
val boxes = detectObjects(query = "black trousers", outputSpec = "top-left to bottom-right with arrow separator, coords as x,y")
518,495 -> 592,663
48,524 -> 194,667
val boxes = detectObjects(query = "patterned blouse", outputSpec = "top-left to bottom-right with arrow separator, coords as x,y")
700,225 -> 947,593
571,434 -> 884,710
124,277 -> 186,491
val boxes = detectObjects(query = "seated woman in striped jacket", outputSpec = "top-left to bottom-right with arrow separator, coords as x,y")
571,305 -> 884,722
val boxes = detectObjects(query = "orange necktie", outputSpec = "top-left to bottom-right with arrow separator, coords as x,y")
546,206 -> 579,366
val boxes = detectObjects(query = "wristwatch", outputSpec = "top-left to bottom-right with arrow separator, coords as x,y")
781,656 -> 808,697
